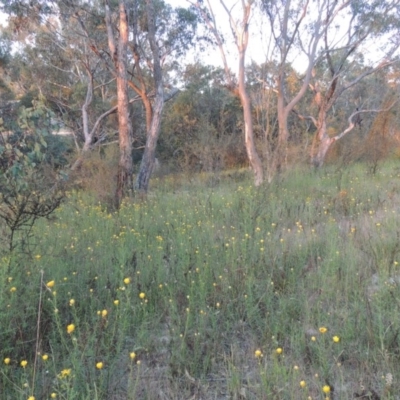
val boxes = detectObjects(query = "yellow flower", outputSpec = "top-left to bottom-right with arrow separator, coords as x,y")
276,347 -> 283,355
322,385 -> 330,393
35,254 -> 41,259
10,287 -> 16,292
96,362 -> 104,369
319,327 -> 328,334
46,280 -> 55,288
139,292 -> 146,299
300,380 -> 306,388
51,394 -> 57,399
311,336 -> 316,341
333,335 -> 340,343
130,352 -> 136,360
69,299 -> 75,306
67,324 -> 75,334
254,349 -> 262,358
4,358 -> 10,365
123,278 -> 130,285
21,360 -> 28,368
59,368 -> 71,378
28,396 -> 35,400
42,354 -> 49,361
114,300 -> 119,306
101,309 -> 108,318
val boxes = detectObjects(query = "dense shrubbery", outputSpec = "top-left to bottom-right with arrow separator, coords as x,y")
0,101 -> 66,254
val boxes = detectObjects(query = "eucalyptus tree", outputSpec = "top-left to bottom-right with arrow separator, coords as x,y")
69,0 -> 197,197
260,0 -> 400,170
0,1 -> 119,165
1,0 -> 198,202
189,0 -> 264,186
304,0 -> 400,167
260,0 -> 355,172
132,0 -> 198,193
134,0 -> 164,193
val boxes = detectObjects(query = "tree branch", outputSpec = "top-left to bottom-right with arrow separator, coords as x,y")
334,101 -> 397,142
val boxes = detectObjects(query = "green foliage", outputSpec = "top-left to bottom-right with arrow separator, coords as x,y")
2,162 -> 400,398
0,101 -> 65,253
161,64 -> 246,172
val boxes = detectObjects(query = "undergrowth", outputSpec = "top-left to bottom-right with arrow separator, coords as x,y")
1,162 -> 400,399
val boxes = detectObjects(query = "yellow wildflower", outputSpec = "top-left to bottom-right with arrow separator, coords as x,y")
59,368 -> 71,378
139,292 -> 146,299
300,380 -> 306,388
254,349 -> 262,358
130,352 -> 136,360
101,309 -> 108,318
333,335 -> 340,343
42,354 -> 49,361
322,385 -> 330,393
4,358 -> 10,365
319,327 -> 328,334
123,278 -> 130,285
67,324 -> 75,334
276,347 -> 283,355
96,362 -> 104,369
20,360 -> 28,368
46,280 -> 55,288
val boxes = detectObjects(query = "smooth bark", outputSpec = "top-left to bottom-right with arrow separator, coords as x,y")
190,0 -> 263,185
135,0 -> 164,193
105,0 -> 133,207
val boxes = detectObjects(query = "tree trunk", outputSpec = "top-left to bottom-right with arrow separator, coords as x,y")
114,1 -> 133,207
135,0 -> 164,194
311,125 -> 336,168
275,93 -> 290,171
142,94 -> 153,134
71,67 -> 94,171
238,55 -> 263,186
193,0 -> 263,186
310,108 -> 329,167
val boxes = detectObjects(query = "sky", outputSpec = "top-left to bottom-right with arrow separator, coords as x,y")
1,0 -> 393,75
0,0 -> 313,72
165,0 -> 398,76
165,0 -> 274,70
165,0 -> 331,76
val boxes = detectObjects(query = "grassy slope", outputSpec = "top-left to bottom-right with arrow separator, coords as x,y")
2,163 -> 400,399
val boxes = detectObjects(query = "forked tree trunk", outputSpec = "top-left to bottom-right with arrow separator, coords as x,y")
135,0 -> 164,194
311,124 -> 336,168
310,110 -> 329,167
310,107 -> 382,168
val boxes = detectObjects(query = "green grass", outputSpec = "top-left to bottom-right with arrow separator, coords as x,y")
2,162 -> 400,399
